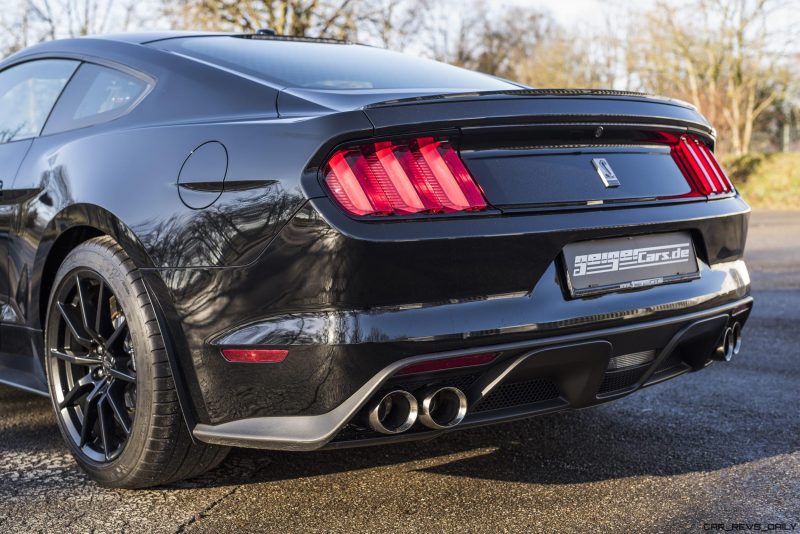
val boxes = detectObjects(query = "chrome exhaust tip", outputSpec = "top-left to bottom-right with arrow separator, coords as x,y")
365,390 -> 418,435
731,322 -> 743,356
714,327 -> 735,362
418,387 -> 468,430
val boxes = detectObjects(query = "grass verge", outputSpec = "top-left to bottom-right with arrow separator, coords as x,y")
722,153 -> 800,209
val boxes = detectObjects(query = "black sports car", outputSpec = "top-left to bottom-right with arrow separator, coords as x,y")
0,31 -> 752,488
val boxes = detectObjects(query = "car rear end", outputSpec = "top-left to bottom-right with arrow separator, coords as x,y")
191,89 -> 751,451
152,37 -> 751,450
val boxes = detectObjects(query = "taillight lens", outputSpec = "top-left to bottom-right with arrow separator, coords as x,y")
669,134 -> 734,196
323,137 -> 488,216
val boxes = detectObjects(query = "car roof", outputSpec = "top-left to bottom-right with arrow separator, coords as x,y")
1,31 -> 354,70
87,31 -> 352,46
97,31 -> 237,45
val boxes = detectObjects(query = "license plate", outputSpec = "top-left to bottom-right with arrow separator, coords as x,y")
563,232 -> 700,297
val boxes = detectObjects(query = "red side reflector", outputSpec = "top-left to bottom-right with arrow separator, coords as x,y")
396,352 -> 498,376
323,137 -> 488,217
221,349 -> 288,363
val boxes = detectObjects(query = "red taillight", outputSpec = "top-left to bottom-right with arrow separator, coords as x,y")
221,348 -> 288,363
396,352 -> 498,376
669,135 -> 734,196
323,137 -> 488,216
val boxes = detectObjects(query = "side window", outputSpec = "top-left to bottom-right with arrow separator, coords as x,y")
0,60 -> 79,144
43,63 -> 150,135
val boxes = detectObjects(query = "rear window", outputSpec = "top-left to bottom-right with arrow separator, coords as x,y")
154,36 -> 517,91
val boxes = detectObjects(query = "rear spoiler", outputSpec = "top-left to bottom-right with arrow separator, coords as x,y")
360,90 -> 712,137
363,89 -> 695,110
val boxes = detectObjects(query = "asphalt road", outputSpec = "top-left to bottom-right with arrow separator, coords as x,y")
1,210 -> 798,533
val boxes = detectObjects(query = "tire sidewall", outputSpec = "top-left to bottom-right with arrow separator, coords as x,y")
45,243 -> 157,486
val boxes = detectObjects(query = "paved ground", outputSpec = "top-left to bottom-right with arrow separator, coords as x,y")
0,210 -> 797,533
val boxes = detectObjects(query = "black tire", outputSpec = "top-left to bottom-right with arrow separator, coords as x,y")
45,236 -> 228,488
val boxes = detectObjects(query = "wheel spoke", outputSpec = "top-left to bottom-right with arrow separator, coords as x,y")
58,373 -> 94,409
76,275 -> 103,344
95,282 -> 107,338
97,396 -> 113,460
104,317 -> 128,352
108,366 -> 135,383
57,302 -> 93,348
106,386 -> 132,435
50,348 -> 99,367
79,382 -> 104,448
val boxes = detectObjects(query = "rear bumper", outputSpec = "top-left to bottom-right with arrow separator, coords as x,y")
155,195 -> 750,427
193,295 -> 753,450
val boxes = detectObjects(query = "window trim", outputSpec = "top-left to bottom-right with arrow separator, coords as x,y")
0,52 -> 156,139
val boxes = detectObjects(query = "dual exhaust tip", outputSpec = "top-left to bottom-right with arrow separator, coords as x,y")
363,386 -> 468,435
366,320 -> 747,434
714,322 -> 743,362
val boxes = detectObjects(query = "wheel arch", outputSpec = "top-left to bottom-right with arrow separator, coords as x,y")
34,203 -> 155,330
35,204 -> 203,434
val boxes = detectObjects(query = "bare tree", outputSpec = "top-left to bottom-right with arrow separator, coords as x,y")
425,2 -> 556,81
0,0 -> 148,56
420,1 -> 629,89
628,0 -> 795,155
166,0 -> 350,38
163,0 -> 432,45
0,4 -> 36,55
359,0 -> 430,50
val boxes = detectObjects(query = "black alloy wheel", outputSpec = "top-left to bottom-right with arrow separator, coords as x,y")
45,237 -> 228,488
48,270 -> 137,462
